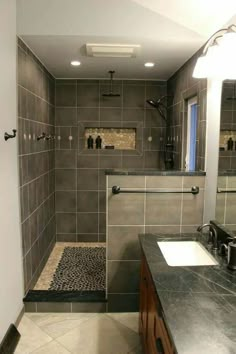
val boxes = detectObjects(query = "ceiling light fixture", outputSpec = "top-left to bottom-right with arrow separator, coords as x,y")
71,60 -> 81,66
86,43 -> 141,58
193,24 -> 236,79
145,62 -> 155,67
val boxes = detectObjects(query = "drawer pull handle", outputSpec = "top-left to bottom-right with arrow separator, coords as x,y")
156,337 -> 164,354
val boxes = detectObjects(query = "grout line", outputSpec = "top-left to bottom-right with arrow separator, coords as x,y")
18,116 -> 54,127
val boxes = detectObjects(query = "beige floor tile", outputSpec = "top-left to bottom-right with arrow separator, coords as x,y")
57,314 -> 141,354
106,313 -> 139,333
26,312 -> 98,339
15,316 -> 52,354
31,340 -> 71,354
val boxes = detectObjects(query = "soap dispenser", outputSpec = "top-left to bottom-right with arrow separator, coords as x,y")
228,238 -> 236,270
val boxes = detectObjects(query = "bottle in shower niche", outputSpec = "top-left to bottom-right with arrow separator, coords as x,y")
227,137 -> 233,151
87,135 -> 94,149
95,135 -> 102,149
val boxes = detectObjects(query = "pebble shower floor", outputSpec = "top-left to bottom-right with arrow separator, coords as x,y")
34,243 -> 106,291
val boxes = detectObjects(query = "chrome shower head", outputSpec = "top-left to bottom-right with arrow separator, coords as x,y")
102,70 -> 120,97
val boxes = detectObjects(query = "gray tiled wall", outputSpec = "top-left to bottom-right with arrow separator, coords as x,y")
216,176 -> 236,230
107,175 -> 205,311
18,38 -> 56,294
219,81 -> 236,170
167,48 -> 207,171
55,79 -> 167,242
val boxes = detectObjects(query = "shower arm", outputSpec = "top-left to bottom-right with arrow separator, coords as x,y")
109,71 -> 114,93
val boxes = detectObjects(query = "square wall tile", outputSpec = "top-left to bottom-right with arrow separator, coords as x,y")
55,169 -> 76,190
145,194 -> 182,225
55,150 -> 76,168
77,213 -> 98,233
146,176 -> 182,188
56,84 -> 76,107
77,84 -> 99,107
108,294 -> 139,312
56,191 -> 76,212
77,169 -> 98,190
123,85 -> 145,108
182,191 -> 204,225
108,261 -> 140,293
108,226 -> 143,260
108,191 -> 144,226
77,191 -> 98,212
77,234 -> 99,242
55,107 -> 77,126
56,213 -> 76,233
108,176 -> 145,188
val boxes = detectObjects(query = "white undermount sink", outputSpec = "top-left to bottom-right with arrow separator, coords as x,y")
157,241 -> 218,267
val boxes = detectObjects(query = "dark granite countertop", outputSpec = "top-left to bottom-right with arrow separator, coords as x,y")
105,169 -> 206,176
139,233 -> 236,354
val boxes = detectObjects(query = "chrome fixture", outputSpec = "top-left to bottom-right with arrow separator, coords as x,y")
45,134 -> 55,141
4,129 -> 17,141
102,71 -> 120,97
197,223 -> 218,250
193,24 -> 236,79
37,132 -> 46,141
112,185 -> 199,195
146,96 -> 171,122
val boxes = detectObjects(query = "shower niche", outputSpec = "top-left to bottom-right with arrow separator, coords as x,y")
84,127 -> 136,150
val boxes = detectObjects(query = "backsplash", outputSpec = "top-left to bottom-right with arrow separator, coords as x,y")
18,38 -> 56,294
55,79 -> 167,243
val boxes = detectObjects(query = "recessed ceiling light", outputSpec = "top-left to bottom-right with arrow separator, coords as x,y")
145,62 -> 155,67
71,60 -> 81,66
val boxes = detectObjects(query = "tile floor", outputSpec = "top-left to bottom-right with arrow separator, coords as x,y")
15,312 -> 143,354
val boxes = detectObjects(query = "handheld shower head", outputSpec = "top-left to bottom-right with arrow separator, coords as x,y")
146,96 -> 169,122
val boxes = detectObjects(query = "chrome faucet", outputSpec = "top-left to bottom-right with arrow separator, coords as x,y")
197,223 -> 218,250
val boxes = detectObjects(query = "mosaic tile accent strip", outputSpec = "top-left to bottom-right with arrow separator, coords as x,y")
49,247 -> 106,291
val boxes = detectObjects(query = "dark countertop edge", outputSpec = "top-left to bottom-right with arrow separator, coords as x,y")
105,169 -> 206,176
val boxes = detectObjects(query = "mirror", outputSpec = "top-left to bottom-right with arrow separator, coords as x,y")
216,80 -> 236,230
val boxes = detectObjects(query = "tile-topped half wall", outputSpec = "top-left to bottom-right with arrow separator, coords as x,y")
167,48 -> 207,171
18,38 -> 56,294
106,174 -> 205,311
55,79 -> 167,243
216,176 -> 236,230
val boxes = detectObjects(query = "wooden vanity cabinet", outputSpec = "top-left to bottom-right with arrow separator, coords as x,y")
139,255 -> 175,354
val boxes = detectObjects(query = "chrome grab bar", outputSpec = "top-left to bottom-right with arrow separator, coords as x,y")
112,185 -> 199,195
217,188 -> 236,193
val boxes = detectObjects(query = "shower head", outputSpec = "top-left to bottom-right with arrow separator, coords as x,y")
102,70 -> 120,97
146,95 -> 170,122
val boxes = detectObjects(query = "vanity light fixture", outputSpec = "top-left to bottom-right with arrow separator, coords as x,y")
193,24 -> 236,79
71,60 -> 81,66
144,62 -> 155,67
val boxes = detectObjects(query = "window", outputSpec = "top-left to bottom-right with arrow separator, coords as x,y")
186,97 -> 198,171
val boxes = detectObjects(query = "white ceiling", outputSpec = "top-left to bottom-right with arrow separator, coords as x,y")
17,0 -> 236,79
